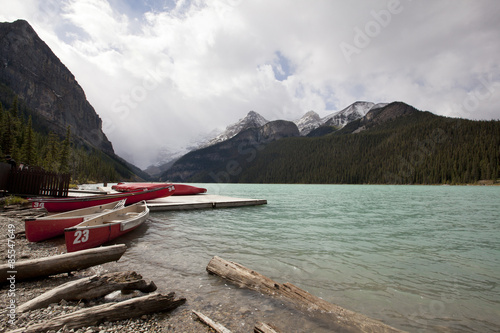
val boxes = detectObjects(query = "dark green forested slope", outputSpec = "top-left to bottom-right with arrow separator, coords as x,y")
0,93 -> 140,183
239,109 -> 500,184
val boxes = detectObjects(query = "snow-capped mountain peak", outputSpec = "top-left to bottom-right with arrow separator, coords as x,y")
294,110 -> 322,136
200,111 -> 269,148
322,101 -> 376,127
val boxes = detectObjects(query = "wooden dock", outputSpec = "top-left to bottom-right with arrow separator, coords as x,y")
146,194 -> 267,211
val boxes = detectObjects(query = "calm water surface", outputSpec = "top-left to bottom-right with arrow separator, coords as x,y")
112,184 -> 499,332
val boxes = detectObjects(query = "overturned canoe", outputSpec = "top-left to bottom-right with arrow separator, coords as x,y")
112,182 -> 207,195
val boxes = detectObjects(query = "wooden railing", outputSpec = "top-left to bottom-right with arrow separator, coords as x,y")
1,163 -> 70,197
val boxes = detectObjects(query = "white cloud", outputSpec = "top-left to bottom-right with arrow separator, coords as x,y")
1,0 -> 499,167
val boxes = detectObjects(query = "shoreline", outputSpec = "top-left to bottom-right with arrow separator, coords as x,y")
0,209 -> 211,333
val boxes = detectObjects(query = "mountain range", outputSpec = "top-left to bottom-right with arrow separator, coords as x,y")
2,19 -> 498,185
161,102 -> 500,184
145,101 -> 387,177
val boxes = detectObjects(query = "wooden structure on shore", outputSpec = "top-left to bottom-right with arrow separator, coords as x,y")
0,163 -> 70,197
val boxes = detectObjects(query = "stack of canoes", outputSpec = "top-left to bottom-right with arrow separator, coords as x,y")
25,183 -> 206,252
26,199 -> 149,252
25,199 -> 127,242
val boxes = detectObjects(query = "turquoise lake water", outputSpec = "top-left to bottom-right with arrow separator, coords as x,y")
113,184 -> 500,332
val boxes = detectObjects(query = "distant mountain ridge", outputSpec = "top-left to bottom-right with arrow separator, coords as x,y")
160,120 -> 299,182
160,101 -> 500,184
145,100 -> 387,176
322,101 -> 387,128
199,111 -> 269,148
207,101 -> 386,141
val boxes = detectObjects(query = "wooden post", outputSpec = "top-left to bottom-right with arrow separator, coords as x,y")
0,244 -> 127,282
206,256 -> 405,333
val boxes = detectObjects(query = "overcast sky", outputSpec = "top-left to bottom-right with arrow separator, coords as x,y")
1,0 -> 499,168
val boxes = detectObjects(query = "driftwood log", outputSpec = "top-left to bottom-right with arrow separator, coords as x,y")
206,256 -> 405,333
8,293 -> 186,333
254,322 -> 281,333
18,271 -> 156,313
192,310 -> 232,333
0,244 -> 127,282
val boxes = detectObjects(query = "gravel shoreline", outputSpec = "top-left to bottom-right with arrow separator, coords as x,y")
0,205 -> 212,333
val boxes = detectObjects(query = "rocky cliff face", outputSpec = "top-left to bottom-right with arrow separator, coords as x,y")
0,19 -> 113,153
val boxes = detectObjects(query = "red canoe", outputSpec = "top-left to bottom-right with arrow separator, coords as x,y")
30,185 -> 175,212
25,200 -> 126,242
65,201 -> 149,252
112,183 -> 207,195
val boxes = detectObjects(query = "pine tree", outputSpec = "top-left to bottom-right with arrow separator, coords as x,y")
58,126 -> 71,174
20,116 -> 37,165
9,96 -> 19,117
1,112 -> 14,155
43,131 -> 60,172
0,102 -> 4,156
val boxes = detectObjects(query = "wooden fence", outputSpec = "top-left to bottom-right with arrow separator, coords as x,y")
1,163 -> 70,197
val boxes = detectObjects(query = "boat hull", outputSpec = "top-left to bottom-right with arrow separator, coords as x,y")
26,217 -> 84,242
25,200 -> 126,242
64,201 -> 149,252
173,184 -> 207,195
112,183 -> 206,195
30,186 -> 174,212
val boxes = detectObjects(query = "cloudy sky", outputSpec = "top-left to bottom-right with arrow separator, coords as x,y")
1,0 -> 499,168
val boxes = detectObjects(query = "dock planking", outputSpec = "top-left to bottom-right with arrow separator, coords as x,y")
145,194 -> 267,211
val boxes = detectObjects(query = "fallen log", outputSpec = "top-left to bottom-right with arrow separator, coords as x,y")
192,310 -> 232,333
8,293 -> 186,333
254,322 -> 281,333
0,244 -> 127,283
18,271 -> 156,313
206,256 -> 405,333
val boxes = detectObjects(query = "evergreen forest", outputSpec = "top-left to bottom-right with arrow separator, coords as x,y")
239,111 -> 500,184
0,96 -> 134,183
